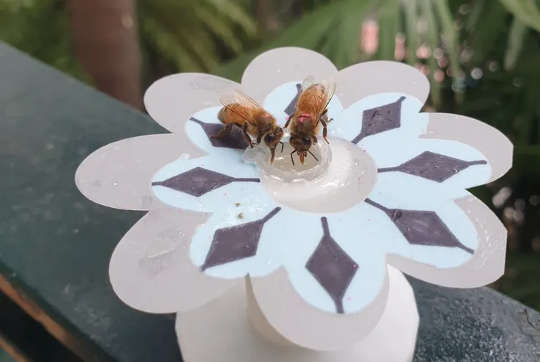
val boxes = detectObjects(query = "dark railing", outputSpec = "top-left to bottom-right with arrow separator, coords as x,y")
0,42 -> 539,361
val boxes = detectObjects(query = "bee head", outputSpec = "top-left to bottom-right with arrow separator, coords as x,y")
290,135 -> 312,151
264,127 -> 284,163
290,135 -> 313,164
263,126 -> 284,148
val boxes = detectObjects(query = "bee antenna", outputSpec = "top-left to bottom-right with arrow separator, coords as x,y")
308,149 -> 318,161
290,149 -> 297,165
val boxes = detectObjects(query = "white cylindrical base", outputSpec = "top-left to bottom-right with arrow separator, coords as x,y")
176,266 -> 418,362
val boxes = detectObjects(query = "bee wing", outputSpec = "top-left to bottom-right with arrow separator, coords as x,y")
219,89 -> 261,122
295,78 -> 336,117
320,78 -> 336,110
301,75 -> 316,90
219,88 -> 261,109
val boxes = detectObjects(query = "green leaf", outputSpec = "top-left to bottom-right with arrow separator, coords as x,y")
499,0 -> 540,32
504,18 -> 528,70
206,0 -> 257,36
140,0 -> 256,73
214,1 -> 343,80
433,0 -> 463,101
331,0 -> 370,68
465,1 -> 508,64
465,0 -> 485,32
268,2 -> 340,48
193,4 -> 243,53
142,17 -> 202,71
402,0 -> 419,65
215,0 -> 377,79
419,0 -> 441,107
376,0 -> 400,60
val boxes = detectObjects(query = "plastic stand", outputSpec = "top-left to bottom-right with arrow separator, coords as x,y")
176,265 -> 418,362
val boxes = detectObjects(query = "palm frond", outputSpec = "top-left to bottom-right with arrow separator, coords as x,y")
499,0 -> 540,32
142,17 -> 202,71
215,0 -> 380,79
215,1 -> 344,80
419,0 -> 441,106
464,0 -> 508,64
193,3 -> 243,53
376,0 -> 400,60
504,18 -> 528,70
433,0 -> 463,101
206,0 -> 257,36
140,0 -> 256,73
402,0 -> 419,65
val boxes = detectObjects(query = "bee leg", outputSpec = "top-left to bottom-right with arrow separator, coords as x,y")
211,123 -> 232,139
242,123 -> 254,148
270,147 -> 276,163
321,110 -> 333,124
284,116 -> 292,128
257,135 -> 262,144
312,135 -> 318,144
308,149 -> 319,161
320,119 -> 329,144
290,150 -> 296,166
279,141 -> 285,152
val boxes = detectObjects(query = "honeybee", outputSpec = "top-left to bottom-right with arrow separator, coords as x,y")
285,76 -> 335,165
215,89 -> 284,162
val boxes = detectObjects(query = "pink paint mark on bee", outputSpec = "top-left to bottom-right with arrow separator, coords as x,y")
298,113 -> 311,123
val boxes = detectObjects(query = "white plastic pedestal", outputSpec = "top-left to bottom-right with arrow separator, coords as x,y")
175,266 -> 419,362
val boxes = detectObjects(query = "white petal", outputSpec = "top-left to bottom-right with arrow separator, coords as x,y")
109,206 -> 239,313
190,199 -> 282,278
388,201 -> 477,267
387,195 -> 507,288
362,197 -> 476,269
75,134 -> 187,211
367,139 -> 491,207
144,73 -> 237,134
425,113 -> 512,183
259,204 -> 389,314
315,204 -> 389,313
266,210 -> 334,311
331,93 -> 427,141
242,47 -> 337,103
336,61 -> 429,108
152,152 -> 262,213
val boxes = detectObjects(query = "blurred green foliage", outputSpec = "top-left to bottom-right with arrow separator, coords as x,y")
138,0 -> 256,75
0,0 -> 86,80
0,0 -> 539,309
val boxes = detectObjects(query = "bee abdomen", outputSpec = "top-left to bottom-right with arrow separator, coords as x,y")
217,107 -> 227,123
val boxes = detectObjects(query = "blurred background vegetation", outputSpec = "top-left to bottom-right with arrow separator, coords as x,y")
1,0 -> 539,310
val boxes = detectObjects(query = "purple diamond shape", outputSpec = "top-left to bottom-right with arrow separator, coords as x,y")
201,207 -> 281,270
152,167 -> 259,197
365,199 -> 474,254
306,217 -> 358,313
378,151 -> 487,182
352,96 -> 405,144
190,117 -> 248,149
284,83 -> 302,116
